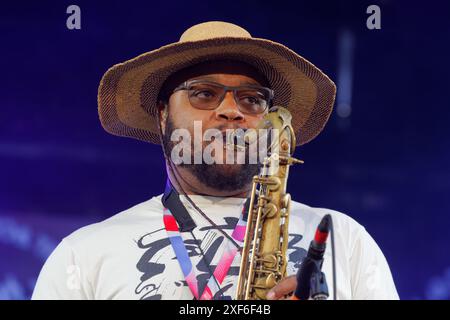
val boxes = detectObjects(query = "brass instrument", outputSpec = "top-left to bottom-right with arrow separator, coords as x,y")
234,106 -> 303,300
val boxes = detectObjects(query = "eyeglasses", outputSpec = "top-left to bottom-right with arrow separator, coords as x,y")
173,79 -> 274,115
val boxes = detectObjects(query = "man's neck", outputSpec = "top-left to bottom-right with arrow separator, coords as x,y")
166,164 -> 251,198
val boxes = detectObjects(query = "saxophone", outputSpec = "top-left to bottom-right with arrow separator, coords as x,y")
234,106 -> 303,300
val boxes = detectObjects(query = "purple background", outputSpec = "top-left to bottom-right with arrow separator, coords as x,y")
1,0 -> 450,299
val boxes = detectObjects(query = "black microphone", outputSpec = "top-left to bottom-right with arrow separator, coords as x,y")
292,214 -> 331,300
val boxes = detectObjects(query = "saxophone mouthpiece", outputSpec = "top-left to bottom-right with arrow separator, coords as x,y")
226,128 -> 258,151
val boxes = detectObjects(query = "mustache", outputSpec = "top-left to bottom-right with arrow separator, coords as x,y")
211,125 -> 263,147
163,116 -> 266,151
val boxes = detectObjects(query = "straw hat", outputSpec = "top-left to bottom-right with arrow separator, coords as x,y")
98,21 -> 336,146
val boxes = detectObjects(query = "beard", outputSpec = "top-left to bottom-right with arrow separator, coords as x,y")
162,114 -> 261,192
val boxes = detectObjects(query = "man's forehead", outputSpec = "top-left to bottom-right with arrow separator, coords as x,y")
159,60 -> 270,99
179,60 -> 268,83
189,74 -> 262,86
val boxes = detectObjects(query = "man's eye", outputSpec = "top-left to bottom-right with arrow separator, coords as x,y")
193,90 -> 215,98
242,96 -> 261,104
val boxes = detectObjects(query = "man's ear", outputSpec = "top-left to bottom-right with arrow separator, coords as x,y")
157,100 -> 168,133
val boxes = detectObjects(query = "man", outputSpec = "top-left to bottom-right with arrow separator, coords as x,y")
32,21 -> 399,300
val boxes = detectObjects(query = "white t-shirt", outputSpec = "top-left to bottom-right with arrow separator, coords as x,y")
31,194 -> 399,300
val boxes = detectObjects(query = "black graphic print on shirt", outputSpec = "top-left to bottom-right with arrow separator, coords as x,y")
134,222 -> 307,300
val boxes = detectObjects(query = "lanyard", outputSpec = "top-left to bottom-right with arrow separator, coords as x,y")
163,205 -> 247,300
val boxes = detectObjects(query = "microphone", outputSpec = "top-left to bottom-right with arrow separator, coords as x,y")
292,214 -> 331,300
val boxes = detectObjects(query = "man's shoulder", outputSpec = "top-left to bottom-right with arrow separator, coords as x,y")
62,194 -> 165,247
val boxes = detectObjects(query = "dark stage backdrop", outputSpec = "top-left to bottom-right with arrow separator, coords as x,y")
1,0 -> 449,299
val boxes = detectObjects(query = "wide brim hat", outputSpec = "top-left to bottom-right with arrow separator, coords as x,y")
98,21 -> 336,146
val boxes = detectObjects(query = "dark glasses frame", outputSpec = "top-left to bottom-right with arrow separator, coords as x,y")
172,79 -> 274,114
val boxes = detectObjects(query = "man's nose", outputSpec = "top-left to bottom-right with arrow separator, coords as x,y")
214,91 -> 244,121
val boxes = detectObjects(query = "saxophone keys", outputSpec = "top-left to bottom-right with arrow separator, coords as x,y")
261,254 -> 278,269
262,203 -> 278,219
281,194 -> 291,209
265,273 -> 278,289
